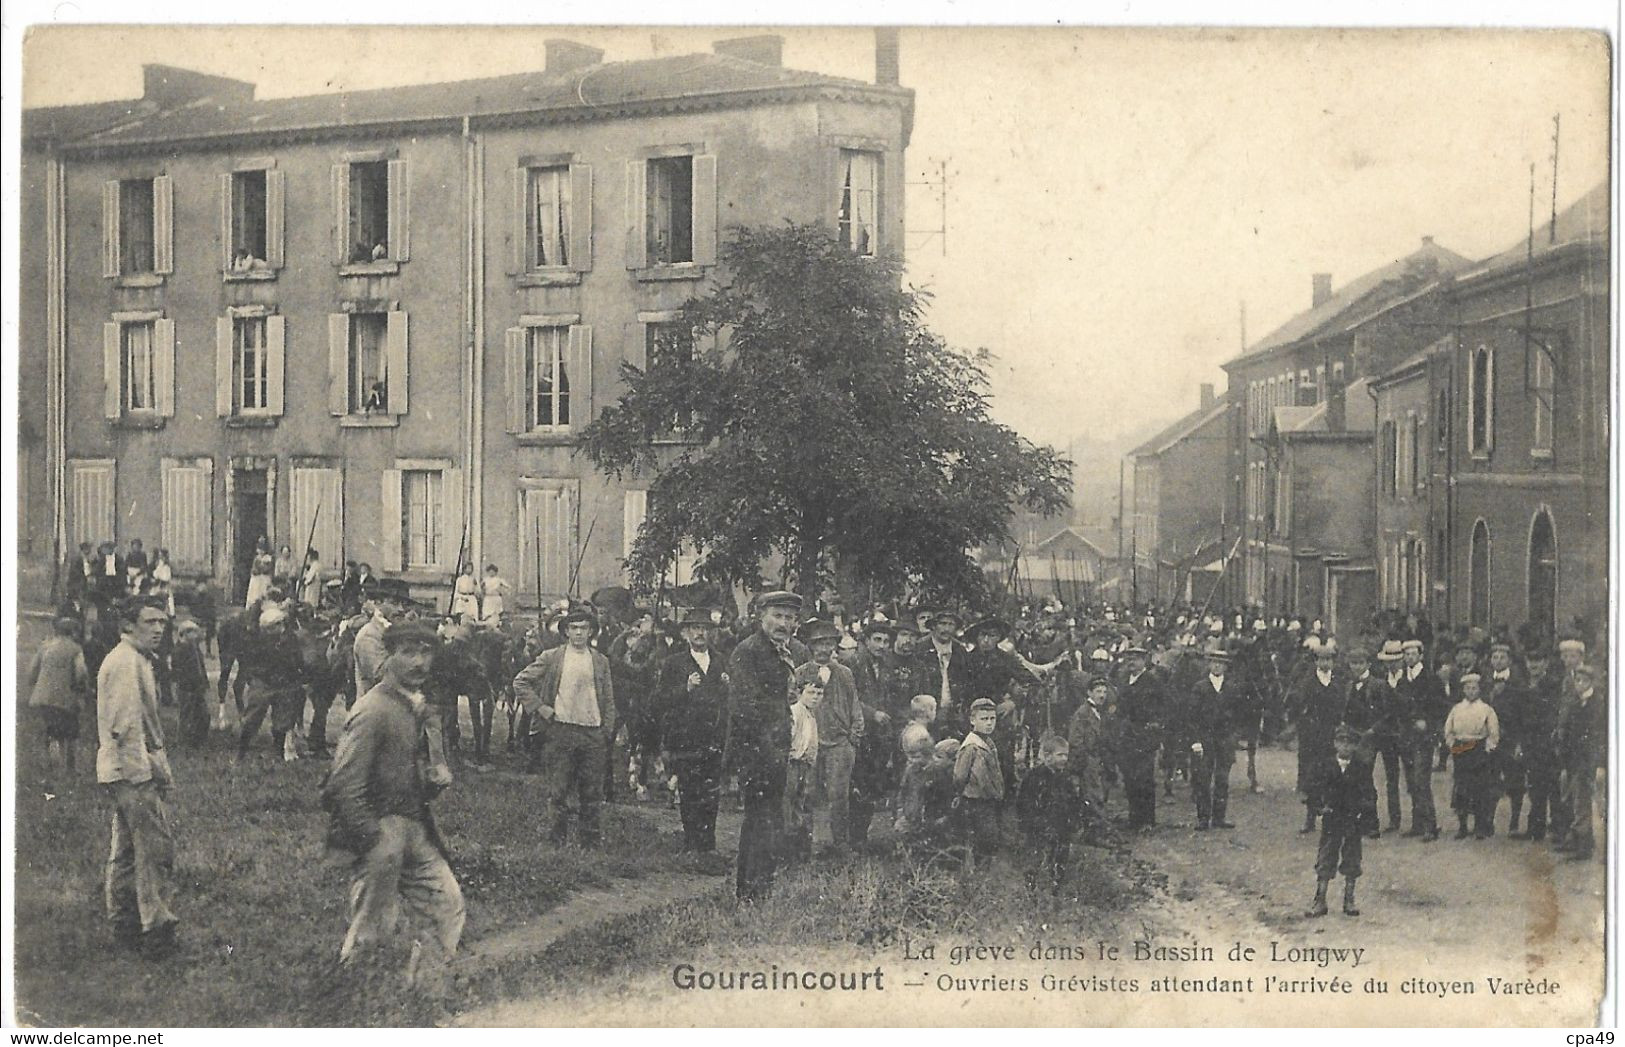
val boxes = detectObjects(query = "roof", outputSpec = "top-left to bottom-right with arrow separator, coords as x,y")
1224,239 -> 1473,370
1129,391 -> 1229,458
23,98 -> 161,145
1270,377 -> 1376,436
1034,527 -> 1116,561
57,52 -> 911,152
1453,181 -> 1609,284
1369,334 -> 1452,389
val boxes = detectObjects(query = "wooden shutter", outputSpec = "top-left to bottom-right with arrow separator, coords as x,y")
567,324 -> 592,427
69,460 -> 116,547
387,159 -> 410,262
266,315 -> 286,416
692,154 -> 718,267
292,466 -> 344,569
328,313 -> 350,415
386,310 -> 409,415
266,170 -> 286,269
504,327 -> 527,434
331,163 -> 350,264
161,457 -> 214,574
153,319 -> 176,417
569,163 -> 593,272
441,468 -> 464,571
219,173 -> 234,272
623,320 -> 648,371
509,167 -> 526,275
152,175 -> 174,275
379,470 -> 403,571
103,322 -> 122,418
623,489 -> 647,564
522,483 -> 580,599
216,317 -> 235,417
624,159 -> 647,269
102,180 -> 121,278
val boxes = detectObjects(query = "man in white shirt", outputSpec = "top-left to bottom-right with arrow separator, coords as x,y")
1444,673 -> 1500,839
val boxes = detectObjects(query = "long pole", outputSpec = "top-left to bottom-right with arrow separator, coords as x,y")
1117,458 -> 1126,607
534,515 -> 544,611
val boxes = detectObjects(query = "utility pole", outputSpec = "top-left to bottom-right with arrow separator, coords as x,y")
1117,457 -> 1127,607
1550,113 -> 1561,245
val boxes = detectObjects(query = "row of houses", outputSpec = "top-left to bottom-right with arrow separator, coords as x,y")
20,34 -> 914,604
1128,183 -> 1609,641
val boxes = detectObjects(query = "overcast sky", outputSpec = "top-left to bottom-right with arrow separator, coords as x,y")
21,25 -> 1611,449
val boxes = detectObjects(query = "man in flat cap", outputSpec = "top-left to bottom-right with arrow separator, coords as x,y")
322,619 -> 464,978
1293,637 -> 1349,834
1483,640 -> 1527,833
726,591 -> 812,900
234,603 -> 310,763
1397,637 -> 1446,841
1511,647 -> 1562,842
513,607 -> 617,847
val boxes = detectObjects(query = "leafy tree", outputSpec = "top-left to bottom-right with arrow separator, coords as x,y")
580,223 -> 1072,607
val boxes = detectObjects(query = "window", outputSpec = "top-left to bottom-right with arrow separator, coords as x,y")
529,166 -> 572,269
216,314 -> 285,419
1468,519 -> 1491,627
647,321 -> 696,433
350,313 -> 388,414
526,326 -> 571,430
102,176 -> 172,279
1410,411 -> 1424,494
234,171 -> 267,264
1469,344 -> 1494,455
121,180 -> 156,274
333,158 -> 408,265
403,470 -> 443,570
236,317 -> 269,413
649,156 -> 694,264
1332,361 -> 1345,383
103,317 -> 173,420
329,311 -> 408,419
519,480 -> 578,599
222,168 -> 284,273
1531,347 -> 1554,454
124,322 -> 156,412
1314,364 -> 1326,403
1380,420 -> 1397,496
626,152 -> 716,270
838,150 -> 879,255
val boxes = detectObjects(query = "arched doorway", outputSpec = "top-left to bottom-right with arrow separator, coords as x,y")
1528,510 -> 1557,643
1469,519 -> 1491,628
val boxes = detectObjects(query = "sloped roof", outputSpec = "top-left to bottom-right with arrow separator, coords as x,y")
1454,181 -> 1609,283
1224,239 -> 1473,369
1271,377 -> 1376,436
1035,526 -> 1116,561
23,97 -> 160,145
62,52 -> 910,151
1129,391 -> 1229,458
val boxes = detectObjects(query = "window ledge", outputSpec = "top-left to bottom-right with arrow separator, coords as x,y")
225,414 -> 279,429
115,273 -> 164,289
1470,450 -> 1492,462
339,414 -> 400,429
516,430 -> 578,447
340,261 -> 402,277
633,264 -> 709,283
113,414 -> 165,431
652,433 -> 704,446
1530,448 -> 1554,460
224,268 -> 278,283
518,270 -> 584,288
395,569 -> 452,585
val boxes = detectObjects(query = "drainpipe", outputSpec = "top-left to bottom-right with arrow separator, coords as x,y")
462,117 -> 486,572
1365,379 -> 1381,614
47,146 -> 67,597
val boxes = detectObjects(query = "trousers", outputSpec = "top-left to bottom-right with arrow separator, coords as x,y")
672,752 -> 722,852
237,679 -> 305,754
1190,742 -> 1234,825
1373,734 -> 1403,826
737,756 -> 786,901
1120,751 -> 1157,827
814,741 -> 857,851
1525,758 -> 1559,837
341,815 -> 464,961
1315,816 -> 1363,880
1558,764 -> 1597,850
1401,734 -> 1438,833
104,780 -> 178,933
537,722 -> 608,844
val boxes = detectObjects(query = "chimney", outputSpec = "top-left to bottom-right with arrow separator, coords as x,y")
1200,383 -> 1216,410
544,39 -> 605,74
142,64 -> 255,106
1311,273 -> 1333,308
1325,379 -> 1347,433
1421,235 -> 1435,247
713,34 -> 783,67
875,27 -> 901,85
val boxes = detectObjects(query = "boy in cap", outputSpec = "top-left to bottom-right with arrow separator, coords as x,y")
954,697 -> 1006,861
783,666 -> 822,863
1017,734 -> 1082,892
1307,724 -> 1376,917
1443,672 -> 1500,839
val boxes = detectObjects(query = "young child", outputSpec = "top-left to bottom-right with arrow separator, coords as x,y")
906,694 -> 938,741
954,697 -> 1006,860
893,726 -> 938,838
24,616 -> 89,775
921,738 -> 963,846
172,619 -> 212,748
783,677 -> 822,863
1016,734 -> 1082,892
1444,672 -> 1500,839
1308,724 -> 1377,917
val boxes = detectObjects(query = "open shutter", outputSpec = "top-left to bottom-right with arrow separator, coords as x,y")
508,167 -> 526,275
441,468 -> 464,572
219,173 -> 234,272
331,163 -> 350,264
152,175 -> 174,275
623,320 -> 647,371
328,313 -> 350,415
154,319 -> 176,417
386,310 -> 409,416
102,181 -> 121,278
569,163 -> 593,272
387,159 -> 410,262
623,489 -> 647,564
266,170 -> 286,269
266,315 -> 286,417
624,159 -> 647,269
103,322 -> 122,418
567,325 -> 592,427
216,318 -> 234,417
504,327 -> 527,433
692,154 -> 718,267
379,470 -> 403,572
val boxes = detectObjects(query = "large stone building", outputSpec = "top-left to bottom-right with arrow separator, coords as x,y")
25,35 -> 913,606
1127,383 -> 1229,605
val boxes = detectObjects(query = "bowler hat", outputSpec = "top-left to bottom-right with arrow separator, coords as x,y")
383,620 -> 441,652
678,607 -> 717,628
797,618 -> 842,645
926,608 -> 963,627
1202,643 -> 1231,661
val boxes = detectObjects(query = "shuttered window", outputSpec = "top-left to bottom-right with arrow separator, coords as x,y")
124,321 -> 156,411
403,470 -> 442,570
621,488 -> 696,585
518,481 -> 579,601
68,460 -> 117,548
222,168 -> 285,273
161,457 -> 214,574
334,158 -> 409,265
380,462 -> 461,573
290,466 -> 344,569
216,314 -> 285,418
626,153 -> 717,269
504,322 -> 591,434
330,311 -> 408,417
105,317 -> 174,419
103,176 -> 171,278
837,150 -> 879,256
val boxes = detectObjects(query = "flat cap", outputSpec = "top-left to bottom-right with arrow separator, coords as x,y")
757,590 -> 803,612
969,697 -> 999,714
383,620 -> 441,652
1457,671 -> 1482,685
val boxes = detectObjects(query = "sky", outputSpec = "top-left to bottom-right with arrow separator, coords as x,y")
18,24 -> 1612,450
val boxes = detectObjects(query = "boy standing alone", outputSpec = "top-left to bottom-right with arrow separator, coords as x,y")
1308,724 -> 1376,918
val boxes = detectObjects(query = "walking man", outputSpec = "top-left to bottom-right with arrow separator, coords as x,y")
97,597 -> 179,955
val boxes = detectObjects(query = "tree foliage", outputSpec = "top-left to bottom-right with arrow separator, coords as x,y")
579,224 -> 1072,606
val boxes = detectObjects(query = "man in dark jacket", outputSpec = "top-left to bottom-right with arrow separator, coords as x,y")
1554,660 -> 1604,860
914,609 -> 974,735
725,591 -> 810,900
234,605 -> 309,762
1307,724 -> 1377,918
1294,638 -> 1350,833
1114,646 -> 1164,830
656,608 -> 731,853
1397,638 -> 1449,841
1510,649 -> 1561,841
1178,644 -> 1246,830
321,620 -> 463,972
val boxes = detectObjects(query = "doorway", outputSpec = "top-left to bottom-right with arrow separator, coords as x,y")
233,467 -> 269,603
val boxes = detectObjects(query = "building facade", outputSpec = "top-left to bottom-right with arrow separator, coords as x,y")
1128,383 -> 1229,605
34,36 -> 913,606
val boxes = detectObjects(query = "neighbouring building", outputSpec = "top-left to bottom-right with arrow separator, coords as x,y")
30,34 -> 913,606
980,524 -> 1122,606
1128,383 -> 1229,605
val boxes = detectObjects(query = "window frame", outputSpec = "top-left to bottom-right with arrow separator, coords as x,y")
1531,347 -> 1554,457
348,312 -> 391,416
837,148 -> 881,256
401,468 -> 444,572
525,324 -> 572,433
1469,343 -> 1494,457
234,315 -> 272,416
122,319 -> 158,414
647,154 -> 696,266
526,164 -> 572,271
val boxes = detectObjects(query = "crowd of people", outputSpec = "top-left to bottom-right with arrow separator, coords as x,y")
24,563 -> 1608,975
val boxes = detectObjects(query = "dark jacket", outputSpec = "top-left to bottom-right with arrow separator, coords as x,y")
1016,764 -> 1082,841
1178,672 -> 1248,750
1115,667 -> 1166,758
322,680 -> 445,858
1295,670 -> 1351,759
1309,753 -> 1378,834
913,640 -> 975,728
656,645 -> 730,760
725,629 -> 807,790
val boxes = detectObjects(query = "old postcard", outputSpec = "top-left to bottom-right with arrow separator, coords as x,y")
8,22 -> 1612,1029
